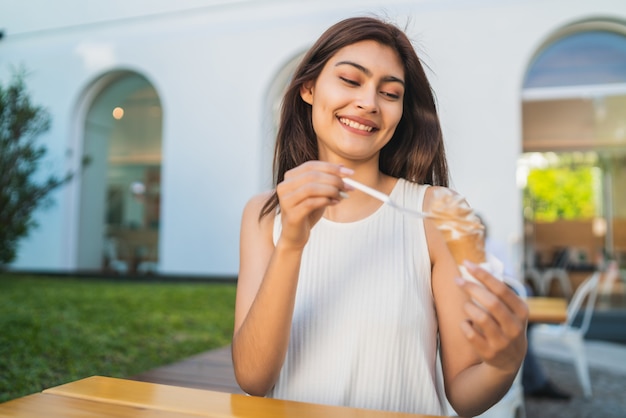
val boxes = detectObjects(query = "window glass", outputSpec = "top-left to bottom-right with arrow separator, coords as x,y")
79,73 -> 162,275
524,31 -> 626,88
521,26 -> 626,276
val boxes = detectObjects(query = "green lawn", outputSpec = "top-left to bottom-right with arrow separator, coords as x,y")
0,274 -> 237,402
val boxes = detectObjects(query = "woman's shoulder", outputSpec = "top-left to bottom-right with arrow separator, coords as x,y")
241,191 -> 276,224
245,190 -> 274,209
240,191 -> 277,249
397,178 -> 448,196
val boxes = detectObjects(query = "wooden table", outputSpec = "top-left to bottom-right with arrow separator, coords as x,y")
0,376 -> 447,418
526,296 -> 568,323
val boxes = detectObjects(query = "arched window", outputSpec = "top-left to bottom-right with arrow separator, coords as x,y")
77,72 -> 163,275
524,30 -> 626,88
520,22 -> 626,278
522,28 -> 626,151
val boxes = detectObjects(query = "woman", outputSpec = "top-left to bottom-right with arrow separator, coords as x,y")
232,16 -> 528,416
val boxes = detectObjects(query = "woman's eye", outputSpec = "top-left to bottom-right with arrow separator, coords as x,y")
340,77 -> 359,86
381,91 -> 401,100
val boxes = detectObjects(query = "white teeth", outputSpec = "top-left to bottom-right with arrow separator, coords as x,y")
339,117 -> 373,132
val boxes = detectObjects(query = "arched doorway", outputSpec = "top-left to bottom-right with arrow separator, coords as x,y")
77,72 -> 163,275
520,21 -> 626,293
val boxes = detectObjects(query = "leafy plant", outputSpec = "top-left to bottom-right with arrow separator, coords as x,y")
523,153 -> 598,221
0,71 -> 75,266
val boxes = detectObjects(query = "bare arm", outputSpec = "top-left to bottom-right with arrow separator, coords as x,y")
426,187 -> 528,417
231,194 -> 303,396
441,263 -> 528,416
232,162 -> 352,396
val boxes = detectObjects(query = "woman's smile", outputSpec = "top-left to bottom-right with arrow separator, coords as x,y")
338,116 -> 378,134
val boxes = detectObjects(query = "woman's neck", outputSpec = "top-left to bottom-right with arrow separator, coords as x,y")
323,172 -> 397,223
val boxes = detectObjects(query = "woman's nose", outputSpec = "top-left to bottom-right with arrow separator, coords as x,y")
355,88 -> 379,113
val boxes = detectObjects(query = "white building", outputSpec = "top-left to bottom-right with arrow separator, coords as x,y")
2,0 -> 625,278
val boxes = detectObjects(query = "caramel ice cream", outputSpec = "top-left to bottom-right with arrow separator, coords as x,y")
429,188 -> 486,265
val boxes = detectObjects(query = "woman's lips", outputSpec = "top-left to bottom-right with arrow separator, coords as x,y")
338,116 -> 378,133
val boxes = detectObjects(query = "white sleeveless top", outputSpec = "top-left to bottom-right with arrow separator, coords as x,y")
269,179 -> 444,415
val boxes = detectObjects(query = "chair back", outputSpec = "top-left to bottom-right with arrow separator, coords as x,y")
552,248 -> 570,269
565,272 -> 600,335
104,238 -> 118,260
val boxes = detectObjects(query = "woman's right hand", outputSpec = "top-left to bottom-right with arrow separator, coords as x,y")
233,161 -> 353,395
276,161 -> 353,249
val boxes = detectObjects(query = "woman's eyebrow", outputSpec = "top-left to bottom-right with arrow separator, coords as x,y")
335,60 -> 405,87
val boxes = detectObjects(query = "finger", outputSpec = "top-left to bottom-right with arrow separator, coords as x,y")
282,166 -> 354,200
463,261 -> 529,320
456,277 -> 526,340
463,300 -> 509,346
460,305 -> 522,366
279,171 -> 341,203
277,179 -> 345,208
284,161 -> 354,182
458,278 -> 513,324
461,319 -> 517,367
459,319 -> 491,355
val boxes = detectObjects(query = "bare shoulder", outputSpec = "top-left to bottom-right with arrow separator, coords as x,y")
243,191 -> 274,216
241,191 -> 276,238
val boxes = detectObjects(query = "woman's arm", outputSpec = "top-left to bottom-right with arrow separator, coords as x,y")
232,162 -> 352,396
231,193 -> 303,396
425,187 -> 528,417
441,263 -> 528,416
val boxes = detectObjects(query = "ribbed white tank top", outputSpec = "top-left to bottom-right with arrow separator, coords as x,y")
269,179 -> 444,415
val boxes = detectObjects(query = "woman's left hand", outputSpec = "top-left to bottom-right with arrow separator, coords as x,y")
455,261 -> 529,374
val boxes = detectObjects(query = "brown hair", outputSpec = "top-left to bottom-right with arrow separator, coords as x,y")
260,16 -> 448,218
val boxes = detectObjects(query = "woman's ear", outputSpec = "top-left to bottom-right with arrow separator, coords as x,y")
300,82 -> 314,105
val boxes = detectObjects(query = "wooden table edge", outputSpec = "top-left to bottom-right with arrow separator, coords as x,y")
43,376 -> 217,416
42,376 -> 448,418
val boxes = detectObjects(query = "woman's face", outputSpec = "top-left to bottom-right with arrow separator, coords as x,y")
300,40 -> 405,166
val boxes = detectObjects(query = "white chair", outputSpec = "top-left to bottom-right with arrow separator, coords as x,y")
104,237 -> 129,274
600,260 -> 621,295
523,243 -> 545,296
525,266 -> 572,297
531,248 -> 572,298
524,266 -> 543,296
529,271 -> 600,398
540,267 -> 572,299
137,260 -> 159,274
136,244 -> 159,275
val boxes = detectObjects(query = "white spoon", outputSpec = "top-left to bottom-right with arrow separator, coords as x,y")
343,178 -> 434,219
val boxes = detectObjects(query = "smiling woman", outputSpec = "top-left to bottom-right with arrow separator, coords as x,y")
232,16 -> 529,418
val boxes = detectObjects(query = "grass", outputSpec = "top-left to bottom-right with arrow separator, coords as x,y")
0,274 -> 237,402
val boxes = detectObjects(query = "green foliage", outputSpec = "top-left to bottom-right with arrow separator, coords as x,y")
0,72 -> 73,266
0,275 -> 237,402
524,156 -> 597,221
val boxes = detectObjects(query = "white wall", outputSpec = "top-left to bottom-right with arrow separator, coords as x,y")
1,0 -> 624,276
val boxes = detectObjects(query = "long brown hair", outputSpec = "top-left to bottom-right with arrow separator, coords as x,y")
260,16 -> 448,219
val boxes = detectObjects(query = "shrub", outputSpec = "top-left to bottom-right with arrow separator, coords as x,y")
0,71 -> 74,266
